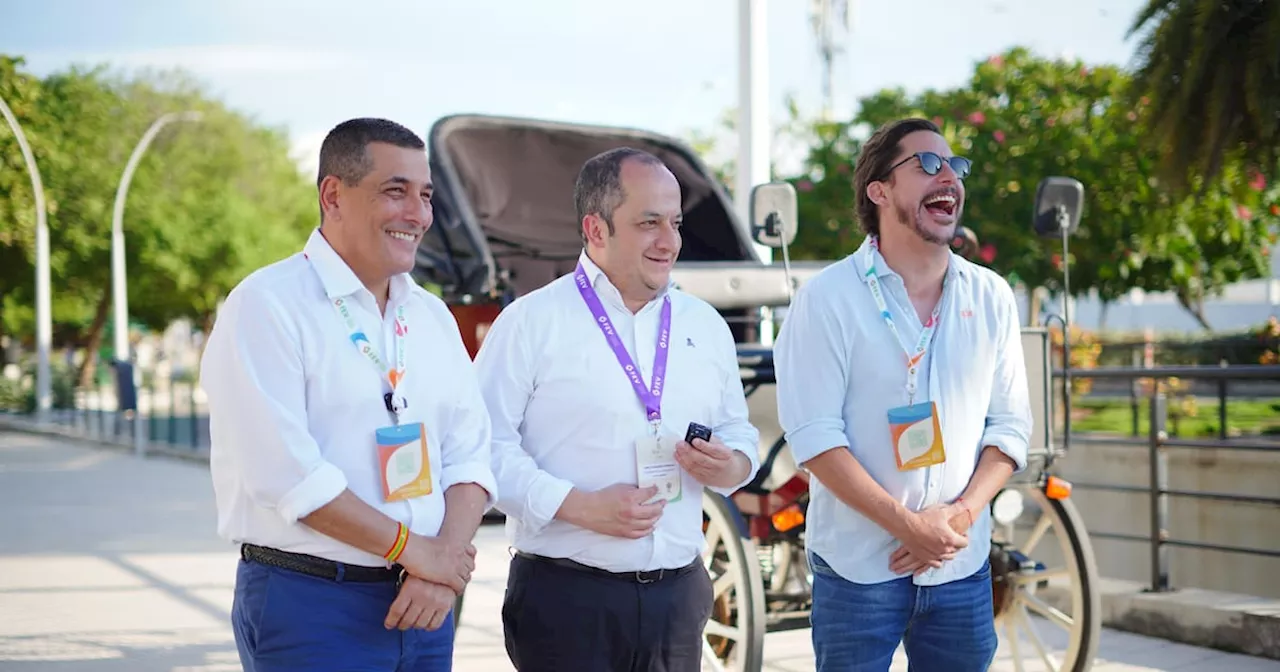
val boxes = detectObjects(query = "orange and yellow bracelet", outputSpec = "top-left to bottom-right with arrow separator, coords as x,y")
384,522 -> 409,563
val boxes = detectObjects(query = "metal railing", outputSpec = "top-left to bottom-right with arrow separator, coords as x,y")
1053,364 -> 1280,593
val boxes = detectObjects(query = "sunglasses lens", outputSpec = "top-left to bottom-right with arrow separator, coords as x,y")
950,157 -> 972,178
919,152 -> 943,175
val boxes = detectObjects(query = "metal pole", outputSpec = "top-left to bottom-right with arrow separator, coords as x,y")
0,94 -> 52,421
737,0 -> 775,343
1148,388 -> 1171,592
112,111 -> 202,363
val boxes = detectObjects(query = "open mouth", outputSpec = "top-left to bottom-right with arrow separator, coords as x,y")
923,191 -> 958,218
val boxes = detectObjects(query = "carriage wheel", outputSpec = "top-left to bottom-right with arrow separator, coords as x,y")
701,491 -> 767,672
990,480 -> 1101,672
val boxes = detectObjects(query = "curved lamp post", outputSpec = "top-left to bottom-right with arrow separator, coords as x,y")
0,94 -> 52,420
111,111 -> 203,364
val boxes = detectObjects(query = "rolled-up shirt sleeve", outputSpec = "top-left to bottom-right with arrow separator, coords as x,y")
474,303 -> 575,535
980,281 -> 1032,472
432,303 -> 499,511
774,278 -> 852,466
707,317 -> 761,496
200,284 -> 348,525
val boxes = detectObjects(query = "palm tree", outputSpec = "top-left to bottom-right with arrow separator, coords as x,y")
1126,0 -> 1280,197
809,0 -> 851,120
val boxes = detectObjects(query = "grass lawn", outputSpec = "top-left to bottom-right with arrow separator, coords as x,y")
1071,396 -> 1280,438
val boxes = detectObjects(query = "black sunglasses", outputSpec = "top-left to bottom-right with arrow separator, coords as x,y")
880,151 -> 971,180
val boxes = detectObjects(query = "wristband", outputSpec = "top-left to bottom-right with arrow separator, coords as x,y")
384,522 -> 409,563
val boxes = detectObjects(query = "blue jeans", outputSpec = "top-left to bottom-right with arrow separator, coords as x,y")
232,558 -> 455,672
809,553 -> 997,672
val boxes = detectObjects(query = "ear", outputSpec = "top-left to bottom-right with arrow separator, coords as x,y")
319,175 -> 343,221
582,214 -> 608,247
866,179 -> 889,207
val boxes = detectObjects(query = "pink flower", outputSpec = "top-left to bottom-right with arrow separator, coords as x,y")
1046,117 -> 1057,127
979,244 -> 997,264
1249,171 -> 1266,191
993,130 -> 1006,144
967,111 -> 986,126
987,55 -> 1004,69
1237,204 -> 1252,220
797,179 -> 813,192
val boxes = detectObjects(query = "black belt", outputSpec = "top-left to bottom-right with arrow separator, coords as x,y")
515,551 -> 698,584
241,543 -> 402,583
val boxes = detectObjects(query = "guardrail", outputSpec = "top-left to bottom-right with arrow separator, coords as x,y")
1052,364 -> 1280,593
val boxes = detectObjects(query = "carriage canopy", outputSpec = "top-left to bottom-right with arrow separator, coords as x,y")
415,114 -> 762,302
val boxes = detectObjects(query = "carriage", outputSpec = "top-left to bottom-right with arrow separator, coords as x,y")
416,113 -> 1102,672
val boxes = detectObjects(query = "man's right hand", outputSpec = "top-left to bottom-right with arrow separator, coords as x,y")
398,534 -> 477,594
896,503 -> 969,565
558,484 -> 666,539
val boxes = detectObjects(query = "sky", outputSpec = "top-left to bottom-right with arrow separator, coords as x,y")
1,0 -> 1152,176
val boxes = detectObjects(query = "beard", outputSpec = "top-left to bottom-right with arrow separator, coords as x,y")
892,195 -> 960,246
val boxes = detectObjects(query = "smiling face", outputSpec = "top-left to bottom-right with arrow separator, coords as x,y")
583,157 -> 683,307
874,130 -> 966,246
319,141 -> 433,291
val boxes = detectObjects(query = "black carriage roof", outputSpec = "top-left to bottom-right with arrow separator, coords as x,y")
415,113 -> 761,299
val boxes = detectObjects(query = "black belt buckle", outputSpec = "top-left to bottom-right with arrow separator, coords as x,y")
636,568 -> 665,584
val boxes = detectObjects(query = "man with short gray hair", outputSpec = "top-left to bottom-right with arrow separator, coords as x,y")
475,146 -> 761,671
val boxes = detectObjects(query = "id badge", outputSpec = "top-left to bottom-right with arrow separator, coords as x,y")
375,422 -> 433,502
636,432 -> 682,504
887,402 -> 946,471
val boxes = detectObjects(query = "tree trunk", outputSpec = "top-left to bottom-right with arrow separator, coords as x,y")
76,289 -> 112,389
1175,289 -> 1213,331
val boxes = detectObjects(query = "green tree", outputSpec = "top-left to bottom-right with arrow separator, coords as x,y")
0,56 -> 315,385
0,55 -> 46,364
1126,0 -> 1280,199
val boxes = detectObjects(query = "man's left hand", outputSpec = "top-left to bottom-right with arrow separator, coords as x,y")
889,502 -> 973,576
675,436 -> 749,489
384,575 -> 456,631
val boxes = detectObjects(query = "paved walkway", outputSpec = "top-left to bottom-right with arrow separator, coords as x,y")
1,430 -> 1277,672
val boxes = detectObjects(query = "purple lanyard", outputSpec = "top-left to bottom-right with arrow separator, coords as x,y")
574,262 -> 671,432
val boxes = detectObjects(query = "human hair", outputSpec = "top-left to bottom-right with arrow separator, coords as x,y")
316,117 -> 425,191
573,147 -> 665,243
852,118 -> 942,237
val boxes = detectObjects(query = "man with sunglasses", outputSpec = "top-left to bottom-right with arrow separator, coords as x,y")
774,117 -> 1033,671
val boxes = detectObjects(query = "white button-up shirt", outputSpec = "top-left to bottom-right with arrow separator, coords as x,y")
474,251 -> 761,573
775,236 -> 1032,586
201,228 -> 498,568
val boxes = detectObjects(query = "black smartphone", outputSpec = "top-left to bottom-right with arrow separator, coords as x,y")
685,422 -> 712,444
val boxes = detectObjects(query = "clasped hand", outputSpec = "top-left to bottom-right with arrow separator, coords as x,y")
889,502 -> 972,576
387,535 -> 476,630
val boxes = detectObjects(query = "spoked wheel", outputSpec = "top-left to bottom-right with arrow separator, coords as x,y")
990,478 -> 1101,672
701,491 -> 767,672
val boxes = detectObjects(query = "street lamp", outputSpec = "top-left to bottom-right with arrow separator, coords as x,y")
0,93 -> 52,421
110,110 -> 203,365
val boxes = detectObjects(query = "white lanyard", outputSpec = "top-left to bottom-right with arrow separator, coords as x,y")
859,237 -> 944,406
331,296 -> 408,421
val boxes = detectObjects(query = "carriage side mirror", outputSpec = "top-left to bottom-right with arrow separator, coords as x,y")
749,182 -> 798,249
1033,177 -> 1084,238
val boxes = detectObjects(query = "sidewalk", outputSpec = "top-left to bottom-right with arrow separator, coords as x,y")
1,429 -> 1277,671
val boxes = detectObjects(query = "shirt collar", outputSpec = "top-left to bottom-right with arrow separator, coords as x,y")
854,235 -> 967,283
303,227 -> 412,305
576,249 -> 673,309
